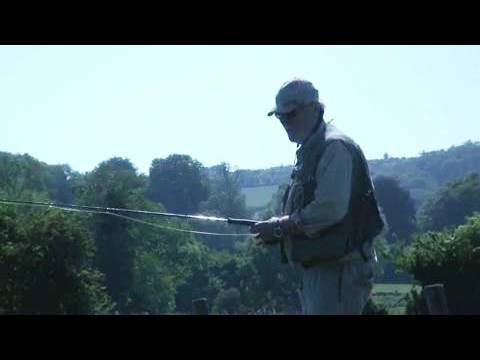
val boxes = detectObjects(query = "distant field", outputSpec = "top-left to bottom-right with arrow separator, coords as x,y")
372,283 -> 421,315
373,283 -> 419,294
241,185 -> 279,208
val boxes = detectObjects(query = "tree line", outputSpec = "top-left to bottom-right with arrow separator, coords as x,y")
0,152 -> 299,314
2,147 -> 480,314
234,140 -> 480,209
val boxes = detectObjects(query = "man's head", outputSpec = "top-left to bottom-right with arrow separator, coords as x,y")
268,79 -> 324,144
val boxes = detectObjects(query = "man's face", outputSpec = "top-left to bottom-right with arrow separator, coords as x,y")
276,103 -> 318,144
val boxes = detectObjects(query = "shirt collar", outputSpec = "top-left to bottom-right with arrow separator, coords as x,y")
296,120 -> 326,158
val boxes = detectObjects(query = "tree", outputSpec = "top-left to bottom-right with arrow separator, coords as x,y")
418,173 -> 480,232
362,299 -> 388,315
373,175 -> 417,243
398,214 -> 480,314
44,164 -> 75,203
0,152 -> 50,199
213,287 -> 241,314
77,156 -> 218,314
197,163 -> 250,251
173,241 -> 225,313
79,157 -> 145,312
129,230 -> 199,314
234,240 -> 301,314
371,175 -> 415,283
200,163 -> 248,219
0,206 -> 113,314
126,199 -> 200,314
147,154 -> 209,214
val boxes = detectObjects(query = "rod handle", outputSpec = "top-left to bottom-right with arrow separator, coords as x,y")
227,218 -> 258,227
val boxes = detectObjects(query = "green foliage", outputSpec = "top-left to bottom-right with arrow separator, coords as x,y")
404,288 -> 428,315
373,175 -> 416,243
129,247 -> 178,314
234,240 -> 301,314
362,298 -> 388,315
79,157 -> 146,312
229,166 -> 293,188
173,241 -> 226,313
0,152 -> 74,203
19,146 -> 480,315
147,154 -> 209,214
417,173 -> 480,232
200,163 -> 248,219
173,238 -> 303,314
1,150 -> 305,315
126,205 -> 199,314
75,156 -> 215,314
371,283 -> 419,314
398,214 -> 480,314
44,164 -> 75,203
0,206 -> 114,314
0,152 -> 49,198
370,142 -> 480,207
196,163 -> 250,251
213,287 -> 241,314
372,235 -> 411,284
232,141 -> 480,211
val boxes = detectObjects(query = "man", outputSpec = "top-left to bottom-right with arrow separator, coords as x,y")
250,79 -> 385,315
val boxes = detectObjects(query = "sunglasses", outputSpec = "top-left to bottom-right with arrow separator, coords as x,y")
275,108 -> 299,121
275,103 -> 312,122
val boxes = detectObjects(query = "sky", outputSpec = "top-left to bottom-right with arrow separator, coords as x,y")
1,45 -> 479,175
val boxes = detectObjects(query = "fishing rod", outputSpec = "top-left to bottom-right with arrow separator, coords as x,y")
0,198 -> 258,227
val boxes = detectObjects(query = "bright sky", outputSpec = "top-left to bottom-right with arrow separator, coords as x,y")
1,45 -> 479,174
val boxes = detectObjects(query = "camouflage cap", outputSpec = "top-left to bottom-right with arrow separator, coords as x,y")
267,79 -> 319,117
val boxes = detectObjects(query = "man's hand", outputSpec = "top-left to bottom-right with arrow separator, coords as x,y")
250,217 -> 282,245
250,214 -> 303,246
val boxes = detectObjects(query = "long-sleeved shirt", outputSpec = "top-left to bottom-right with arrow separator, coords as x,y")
296,140 -> 353,237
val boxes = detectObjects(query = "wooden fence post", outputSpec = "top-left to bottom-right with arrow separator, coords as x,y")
192,298 -> 209,315
423,284 -> 449,315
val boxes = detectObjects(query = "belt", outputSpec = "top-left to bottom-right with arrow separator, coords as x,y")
301,250 -> 368,269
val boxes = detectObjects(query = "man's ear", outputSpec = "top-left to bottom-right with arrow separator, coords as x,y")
313,102 -> 322,115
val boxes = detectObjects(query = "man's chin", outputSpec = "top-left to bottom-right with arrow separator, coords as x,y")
287,133 -> 300,144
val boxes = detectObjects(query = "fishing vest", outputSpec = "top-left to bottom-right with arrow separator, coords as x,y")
281,121 -> 384,266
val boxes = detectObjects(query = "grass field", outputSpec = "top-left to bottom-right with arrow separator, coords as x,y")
372,283 -> 421,315
373,283 -> 418,294
241,185 -> 279,208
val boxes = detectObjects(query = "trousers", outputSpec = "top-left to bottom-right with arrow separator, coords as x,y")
296,257 -> 374,315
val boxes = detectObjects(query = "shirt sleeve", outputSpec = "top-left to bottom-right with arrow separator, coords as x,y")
295,140 -> 353,238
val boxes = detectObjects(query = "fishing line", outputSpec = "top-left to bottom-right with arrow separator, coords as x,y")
0,199 -> 254,237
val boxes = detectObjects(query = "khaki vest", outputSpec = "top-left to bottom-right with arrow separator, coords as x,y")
281,121 -> 383,266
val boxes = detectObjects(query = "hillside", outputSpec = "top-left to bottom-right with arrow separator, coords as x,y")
234,141 -> 480,209
4,140 -> 480,212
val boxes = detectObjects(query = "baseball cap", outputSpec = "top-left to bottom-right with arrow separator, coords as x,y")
267,79 -> 319,117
